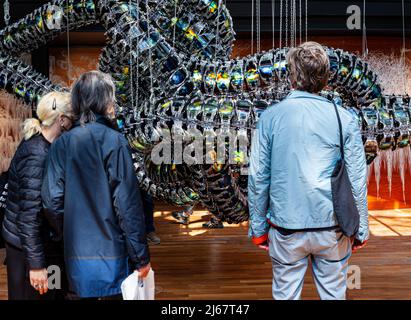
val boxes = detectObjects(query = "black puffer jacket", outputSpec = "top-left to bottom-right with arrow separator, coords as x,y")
0,171 -> 7,249
2,134 -> 52,269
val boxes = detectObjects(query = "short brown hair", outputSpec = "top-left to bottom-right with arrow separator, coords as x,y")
286,41 -> 330,93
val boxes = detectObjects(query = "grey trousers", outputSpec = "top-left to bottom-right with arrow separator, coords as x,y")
268,227 -> 352,300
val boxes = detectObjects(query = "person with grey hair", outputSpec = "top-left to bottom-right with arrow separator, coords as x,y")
248,42 -> 369,300
42,71 -> 151,299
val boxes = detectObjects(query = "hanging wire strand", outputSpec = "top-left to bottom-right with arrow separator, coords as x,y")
401,0 -> 407,93
285,0 -> 288,47
251,0 -> 254,54
299,0 -> 302,44
145,2 -> 154,104
294,0 -> 297,46
256,0 -> 261,52
305,0 -> 308,42
172,0 -> 177,48
129,0 -> 134,112
293,0 -> 296,47
215,0 -> 222,60
294,0 -> 297,47
279,0 -> 283,49
272,0 -> 275,48
290,0 -> 294,47
362,0 -> 368,57
278,0 -> 283,91
134,0 -> 140,118
3,0 -> 10,26
66,0 -> 71,85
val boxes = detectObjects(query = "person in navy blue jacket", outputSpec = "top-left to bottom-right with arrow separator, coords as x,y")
42,71 -> 151,298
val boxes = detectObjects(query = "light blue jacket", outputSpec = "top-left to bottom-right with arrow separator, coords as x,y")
248,90 -> 369,243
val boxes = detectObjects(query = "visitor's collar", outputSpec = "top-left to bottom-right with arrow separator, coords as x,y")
95,114 -> 114,127
287,90 -> 330,103
74,114 -> 119,131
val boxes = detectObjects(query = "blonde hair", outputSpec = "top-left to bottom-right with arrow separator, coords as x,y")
286,41 -> 330,93
22,91 -> 72,140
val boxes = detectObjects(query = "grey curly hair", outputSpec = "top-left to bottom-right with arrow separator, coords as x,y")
71,70 -> 116,125
286,41 -> 330,93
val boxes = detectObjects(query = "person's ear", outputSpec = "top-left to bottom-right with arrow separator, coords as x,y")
106,104 -> 115,119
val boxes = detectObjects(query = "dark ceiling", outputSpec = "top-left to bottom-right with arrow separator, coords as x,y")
0,0 -> 410,35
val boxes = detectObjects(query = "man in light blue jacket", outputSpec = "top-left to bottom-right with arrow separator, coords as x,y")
248,42 -> 369,300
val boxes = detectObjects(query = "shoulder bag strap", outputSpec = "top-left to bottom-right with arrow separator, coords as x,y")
332,101 -> 344,160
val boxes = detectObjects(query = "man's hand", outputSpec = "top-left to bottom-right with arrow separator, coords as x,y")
351,238 -> 367,253
29,268 -> 49,295
258,242 -> 269,252
137,263 -> 151,278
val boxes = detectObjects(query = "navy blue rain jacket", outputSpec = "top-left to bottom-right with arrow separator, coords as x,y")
42,115 -> 150,298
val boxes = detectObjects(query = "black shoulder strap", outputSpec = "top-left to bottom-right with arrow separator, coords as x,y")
332,101 -> 344,160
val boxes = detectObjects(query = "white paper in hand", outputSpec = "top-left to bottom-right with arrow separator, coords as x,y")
121,268 -> 155,300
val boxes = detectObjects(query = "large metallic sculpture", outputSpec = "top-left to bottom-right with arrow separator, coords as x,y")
0,0 -> 409,223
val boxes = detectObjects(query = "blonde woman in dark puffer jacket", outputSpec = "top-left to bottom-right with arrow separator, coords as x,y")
2,92 -> 73,300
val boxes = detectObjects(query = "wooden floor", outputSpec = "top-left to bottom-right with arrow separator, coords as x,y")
1,204 -> 411,300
